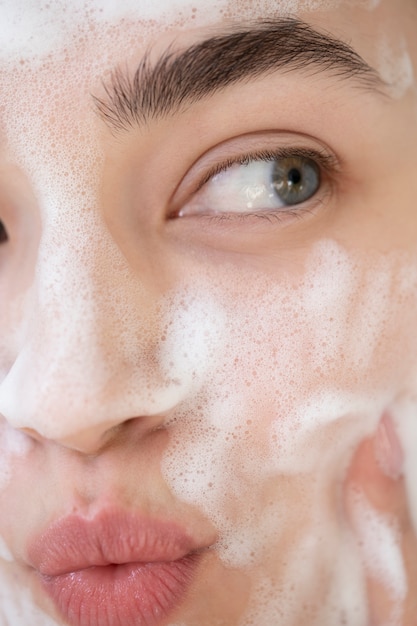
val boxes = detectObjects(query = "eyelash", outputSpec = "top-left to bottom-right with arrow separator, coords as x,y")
193,145 -> 339,195
201,205 -> 315,226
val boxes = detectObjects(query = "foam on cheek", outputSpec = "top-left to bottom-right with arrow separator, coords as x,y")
0,535 -> 13,563
349,489 -> 407,625
0,422 -> 32,491
390,396 -> 417,535
0,424 -> 32,568
159,293 -> 226,400
0,563 -> 58,626
161,240 -> 417,624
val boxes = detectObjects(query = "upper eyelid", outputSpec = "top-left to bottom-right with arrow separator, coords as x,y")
170,132 -> 340,202
196,146 -> 339,192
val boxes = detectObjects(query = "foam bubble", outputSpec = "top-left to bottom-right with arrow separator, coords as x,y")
0,563 -> 58,626
349,490 -> 407,625
0,423 -> 32,490
161,241 -> 417,624
376,33 -> 415,98
0,0 -> 388,61
0,1 -> 414,623
0,536 -> 13,563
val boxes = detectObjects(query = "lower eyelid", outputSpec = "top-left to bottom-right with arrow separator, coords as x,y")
181,203 -> 318,228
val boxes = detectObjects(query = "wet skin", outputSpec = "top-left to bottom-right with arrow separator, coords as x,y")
0,1 -> 417,625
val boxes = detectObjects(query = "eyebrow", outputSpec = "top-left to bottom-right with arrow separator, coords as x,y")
93,17 -> 386,132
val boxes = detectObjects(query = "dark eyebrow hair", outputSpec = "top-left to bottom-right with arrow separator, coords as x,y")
93,17 -> 386,132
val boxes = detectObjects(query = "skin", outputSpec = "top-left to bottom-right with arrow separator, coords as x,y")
0,0 -> 416,624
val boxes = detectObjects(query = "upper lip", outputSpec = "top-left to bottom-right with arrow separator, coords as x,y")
28,507 -> 203,577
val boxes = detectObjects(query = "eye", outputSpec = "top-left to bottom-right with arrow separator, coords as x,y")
175,147 -> 331,220
0,221 -> 7,244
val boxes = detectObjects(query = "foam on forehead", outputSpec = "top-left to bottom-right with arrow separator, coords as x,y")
0,0 -> 382,60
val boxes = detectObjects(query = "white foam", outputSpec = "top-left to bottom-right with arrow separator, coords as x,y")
0,1 -> 414,624
376,34 -> 415,98
0,0 -> 388,61
0,422 -> 32,490
391,396 -> 417,534
0,563 -> 58,626
0,536 -> 13,563
349,490 -> 407,625
161,241 -> 417,624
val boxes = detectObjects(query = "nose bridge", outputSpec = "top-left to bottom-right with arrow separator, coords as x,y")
0,210 -> 179,448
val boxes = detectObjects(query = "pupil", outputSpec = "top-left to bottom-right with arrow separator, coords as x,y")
288,168 -> 302,186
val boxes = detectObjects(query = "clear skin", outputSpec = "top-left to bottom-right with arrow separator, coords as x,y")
0,0 -> 417,625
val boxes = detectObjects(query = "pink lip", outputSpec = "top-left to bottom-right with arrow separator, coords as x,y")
28,509 -> 204,626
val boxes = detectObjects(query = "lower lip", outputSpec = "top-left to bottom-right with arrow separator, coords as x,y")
40,553 -> 199,626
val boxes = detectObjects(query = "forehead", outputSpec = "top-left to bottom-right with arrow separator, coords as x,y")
0,0 -> 413,181
0,0 -> 382,60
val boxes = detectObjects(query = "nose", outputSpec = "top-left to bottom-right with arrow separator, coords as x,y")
0,212 -> 190,455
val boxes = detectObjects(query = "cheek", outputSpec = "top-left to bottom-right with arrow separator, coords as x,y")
161,240 -> 417,570
0,421 -> 33,493
0,560 -> 58,626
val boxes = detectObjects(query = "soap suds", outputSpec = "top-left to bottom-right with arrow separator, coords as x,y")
161,241 -> 417,624
349,489 -> 407,625
0,422 -> 32,490
0,0 -> 386,60
0,564 -> 58,626
0,535 -> 13,563
0,1 -> 414,625
376,33 -> 415,98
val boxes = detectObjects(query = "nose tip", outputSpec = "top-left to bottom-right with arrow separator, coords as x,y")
0,351 -> 172,455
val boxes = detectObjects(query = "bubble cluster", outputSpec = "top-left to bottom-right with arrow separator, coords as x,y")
161,240 -> 417,625
0,422 -> 33,491
0,1 -> 414,625
376,34 -> 415,98
0,564 -> 57,626
349,489 -> 407,625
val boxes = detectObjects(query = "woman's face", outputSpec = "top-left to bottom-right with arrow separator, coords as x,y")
0,1 -> 416,625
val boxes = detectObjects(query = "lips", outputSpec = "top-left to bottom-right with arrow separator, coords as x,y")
28,509 -> 205,626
